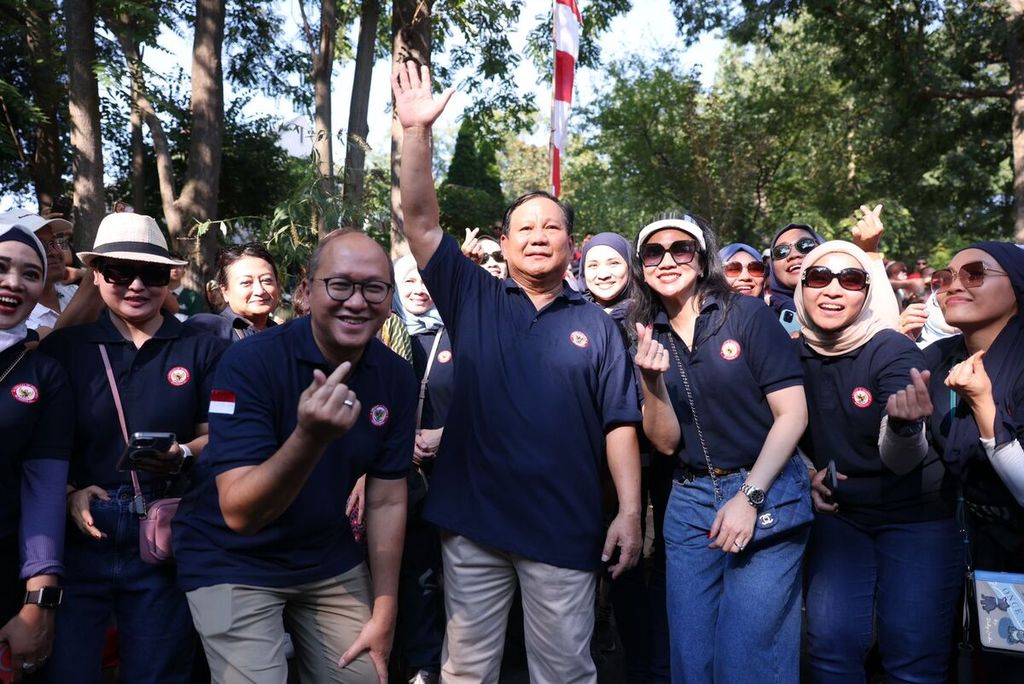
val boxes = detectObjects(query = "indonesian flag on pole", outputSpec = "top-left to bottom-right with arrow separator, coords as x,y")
551,0 -> 582,197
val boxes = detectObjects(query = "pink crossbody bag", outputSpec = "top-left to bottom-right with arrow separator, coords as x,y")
99,345 -> 179,564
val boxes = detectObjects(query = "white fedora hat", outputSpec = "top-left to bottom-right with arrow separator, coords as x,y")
78,213 -> 187,266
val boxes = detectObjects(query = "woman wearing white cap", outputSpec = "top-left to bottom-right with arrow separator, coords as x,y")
0,223 -> 73,678
37,213 -> 228,684
629,211 -> 810,683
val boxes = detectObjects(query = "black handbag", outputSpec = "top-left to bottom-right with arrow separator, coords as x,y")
668,337 -> 813,549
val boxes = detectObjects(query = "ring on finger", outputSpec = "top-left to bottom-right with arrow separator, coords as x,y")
343,399 -> 355,407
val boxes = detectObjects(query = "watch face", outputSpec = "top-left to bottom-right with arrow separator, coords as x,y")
749,490 -> 766,506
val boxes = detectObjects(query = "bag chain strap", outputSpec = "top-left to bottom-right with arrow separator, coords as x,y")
667,335 -> 721,501
0,349 -> 28,385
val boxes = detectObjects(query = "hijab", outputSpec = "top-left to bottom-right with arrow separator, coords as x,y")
0,223 -> 47,350
718,242 -> 762,263
767,223 -> 824,313
794,240 -> 899,357
945,242 -> 1024,471
392,255 -> 444,336
578,232 -> 632,308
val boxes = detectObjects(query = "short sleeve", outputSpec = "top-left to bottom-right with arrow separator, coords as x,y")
203,345 -> 282,475
873,331 -> 927,409
27,359 -> 75,461
596,321 -> 642,428
742,300 -> 804,394
367,362 -> 417,479
419,233 -> 498,340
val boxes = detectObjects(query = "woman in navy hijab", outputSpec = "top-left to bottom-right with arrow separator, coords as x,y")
921,242 -> 1024,682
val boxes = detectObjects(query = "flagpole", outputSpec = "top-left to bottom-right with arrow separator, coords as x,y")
549,0 -> 557,196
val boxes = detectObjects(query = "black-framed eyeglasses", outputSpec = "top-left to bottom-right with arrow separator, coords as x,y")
930,261 -> 1009,293
639,240 -> 699,268
98,261 -> 171,287
318,277 -> 393,304
802,265 -> 870,291
772,237 -> 818,261
723,261 -> 767,278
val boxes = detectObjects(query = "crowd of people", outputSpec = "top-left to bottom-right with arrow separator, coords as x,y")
0,60 -> 1022,684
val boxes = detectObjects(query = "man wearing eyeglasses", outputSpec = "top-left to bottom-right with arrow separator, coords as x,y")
173,229 -> 416,683
0,209 -> 76,334
393,62 -> 642,683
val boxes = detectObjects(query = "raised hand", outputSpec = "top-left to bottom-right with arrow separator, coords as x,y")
297,362 -> 361,443
851,204 -> 884,253
391,60 -> 455,130
634,323 -> 670,378
899,302 -> 928,340
461,227 -> 485,264
886,368 -> 934,421
945,351 -> 992,405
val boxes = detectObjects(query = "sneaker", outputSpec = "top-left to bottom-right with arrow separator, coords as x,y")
409,669 -> 440,684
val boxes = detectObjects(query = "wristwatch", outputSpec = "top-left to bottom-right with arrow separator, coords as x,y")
740,483 -> 766,508
24,587 -> 63,609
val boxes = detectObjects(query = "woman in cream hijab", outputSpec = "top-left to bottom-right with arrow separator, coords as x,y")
795,240 -> 961,682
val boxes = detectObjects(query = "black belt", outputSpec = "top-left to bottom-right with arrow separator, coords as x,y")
676,464 -> 745,482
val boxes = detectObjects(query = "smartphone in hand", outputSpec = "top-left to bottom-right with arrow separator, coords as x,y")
779,310 -> 801,336
827,460 -> 840,492
116,432 -> 176,471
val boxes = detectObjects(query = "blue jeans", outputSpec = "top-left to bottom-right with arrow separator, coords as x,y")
40,486 -> 195,684
664,459 -> 809,683
804,514 -> 962,684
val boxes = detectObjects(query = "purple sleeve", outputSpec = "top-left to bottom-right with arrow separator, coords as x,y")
20,458 -> 69,578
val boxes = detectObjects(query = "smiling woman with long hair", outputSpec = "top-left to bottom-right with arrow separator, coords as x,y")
0,223 -> 72,677
922,242 -> 1024,682
629,211 -> 809,683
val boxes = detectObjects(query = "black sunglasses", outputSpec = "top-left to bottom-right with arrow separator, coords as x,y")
639,240 -> 699,267
802,265 -> 870,291
772,237 -> 818,261
930,261 -> 1009,293
98,262 -> 171,287
483,250 -> 504,264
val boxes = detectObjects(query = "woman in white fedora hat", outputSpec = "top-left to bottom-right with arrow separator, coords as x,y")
38,213 -> 228,684
0,222 -> 73,678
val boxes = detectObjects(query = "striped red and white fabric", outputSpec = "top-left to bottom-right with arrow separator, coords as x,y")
552,0 -> 582,197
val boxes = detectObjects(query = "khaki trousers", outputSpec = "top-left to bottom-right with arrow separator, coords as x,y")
440,532 -> 597,684
187,563 -> 378,684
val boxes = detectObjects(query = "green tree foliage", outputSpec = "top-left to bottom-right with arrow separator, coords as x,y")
438,117 -> 504,232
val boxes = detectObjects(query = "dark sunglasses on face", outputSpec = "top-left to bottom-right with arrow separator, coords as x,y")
772,237 -> 818,261
723,261 -> 767,278
483,250 -> 504,264
930,261 -> 1009,293
639,240 -> 699,268
98,262 -> 171,287
802,265 -> 870,291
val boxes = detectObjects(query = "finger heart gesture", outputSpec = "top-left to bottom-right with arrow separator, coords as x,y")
298,361 -> 362,442
634,323 -> 670,376
885,368 -> 933,421
945,350 -> 991,402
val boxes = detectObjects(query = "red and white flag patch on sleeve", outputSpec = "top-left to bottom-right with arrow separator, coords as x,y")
209,389 -> 237,415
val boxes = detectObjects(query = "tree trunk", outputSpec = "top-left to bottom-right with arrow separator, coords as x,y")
343,0 -> 381,224
177,0 -> 226,284
64,0 -> 105,250
1010,3 -> 1024,242
130,42 -> 146,212
23,1 -> 63,215
390,0 -> 432,254
312,0 -> 339,237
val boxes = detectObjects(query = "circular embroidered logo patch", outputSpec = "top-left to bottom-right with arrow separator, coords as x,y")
719,339 -> 741,361
851,387 -> 873,408
437,350 -> 452,364
167,367 -> 191,386
370,404 -> 389,427
11,383 -> 39,403
570,331 -> 590,348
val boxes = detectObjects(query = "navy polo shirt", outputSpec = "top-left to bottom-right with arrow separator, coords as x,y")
186,306 -> 276,342
419,234 -> 641,571
799,330 -> 948,525
411,328 -> 453,429
653,294 -> 803,471
39,313 -> 227,491
0,341 -> 73,540
173,316 -> 417,591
